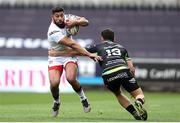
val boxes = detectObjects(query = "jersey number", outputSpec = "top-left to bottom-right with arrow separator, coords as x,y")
106,48 -> 121,56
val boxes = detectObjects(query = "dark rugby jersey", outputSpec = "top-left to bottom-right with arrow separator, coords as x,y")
85,40 -> 131,75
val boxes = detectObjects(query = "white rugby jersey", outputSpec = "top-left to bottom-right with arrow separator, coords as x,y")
47,14 -> 80,67
47,14 -> 80,51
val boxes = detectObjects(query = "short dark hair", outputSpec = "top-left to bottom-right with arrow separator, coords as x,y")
101,29 -> 114,41
52,7 -> 64,14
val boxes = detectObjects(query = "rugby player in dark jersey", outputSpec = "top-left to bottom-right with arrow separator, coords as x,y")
48,28 -> 148,121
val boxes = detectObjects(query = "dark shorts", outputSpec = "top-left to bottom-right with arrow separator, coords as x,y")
102,69 -> 139,93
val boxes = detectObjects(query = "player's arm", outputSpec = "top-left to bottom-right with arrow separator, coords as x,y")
65,17 -> 89,27
127,59 -> 135,77
75,17 -> 89,26
59,36 -> 101,61
123,48 -> 135,76
49,48 -> 82,57
49,44 -> 97,57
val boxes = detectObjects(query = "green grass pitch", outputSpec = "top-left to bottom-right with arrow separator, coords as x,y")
0,91 -> 180,122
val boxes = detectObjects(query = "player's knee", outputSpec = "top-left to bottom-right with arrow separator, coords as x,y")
66,75 -> 76,83
50,80 -> 60,88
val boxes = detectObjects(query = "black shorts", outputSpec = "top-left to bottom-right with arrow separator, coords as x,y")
102,69 -> 139,93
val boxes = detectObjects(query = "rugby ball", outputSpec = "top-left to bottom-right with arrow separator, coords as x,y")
66,26 -> 79,36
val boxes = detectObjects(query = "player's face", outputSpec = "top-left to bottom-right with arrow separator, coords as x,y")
52,12 -> 65,25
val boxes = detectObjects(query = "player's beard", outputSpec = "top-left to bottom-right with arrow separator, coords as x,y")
53,19 -> 65,28
55,21 -> 65,28
57,22 -> 65,28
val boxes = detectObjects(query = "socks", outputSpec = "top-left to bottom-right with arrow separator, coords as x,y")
126,104 -> 137,115
75,86 -> 87,101
54,97 -> 60,103
137,98 -> 144,105
50,86 -> 60,103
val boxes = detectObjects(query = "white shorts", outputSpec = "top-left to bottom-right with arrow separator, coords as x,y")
48,56 -> 78,71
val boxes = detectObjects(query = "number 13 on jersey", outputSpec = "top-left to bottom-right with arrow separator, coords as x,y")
106,48 -> 121,56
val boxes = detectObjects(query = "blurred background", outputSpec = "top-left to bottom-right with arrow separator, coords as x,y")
0,0 -> 180,93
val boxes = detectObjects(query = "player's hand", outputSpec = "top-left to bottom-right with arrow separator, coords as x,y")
65,19 -> 77,28
89,54 -> 103,62
48,49 -> 58,57
129,67 -> 135,77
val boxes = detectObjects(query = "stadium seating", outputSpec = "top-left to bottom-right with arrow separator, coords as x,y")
0,0 -> 180,10
0,8 -> 180,58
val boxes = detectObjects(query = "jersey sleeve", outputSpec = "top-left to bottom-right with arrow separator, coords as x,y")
49,31 -> 65,43
85,44 -> 97,53
66,14 -> 81,20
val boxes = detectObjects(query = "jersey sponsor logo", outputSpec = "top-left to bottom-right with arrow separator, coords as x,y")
129,78 -> 136,83
107,72 -> 128,82
105,59 -> 126,66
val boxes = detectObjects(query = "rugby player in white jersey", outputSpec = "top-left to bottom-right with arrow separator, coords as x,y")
47,7 -> 101,117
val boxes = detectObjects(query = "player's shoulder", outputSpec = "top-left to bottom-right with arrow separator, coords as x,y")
48,22 -> 61,36
93,41 -> 109,48
113,42 -> 124,48
111,42 -> 128,51
94,42 -> 104,48
86,43 -> 97,49
99,41 -> 121,47
49,22 -> 59,31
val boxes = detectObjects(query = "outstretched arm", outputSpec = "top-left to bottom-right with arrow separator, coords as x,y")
58,36 -> 102,61
60,36 -> 90,56
49,48 -> 82,57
